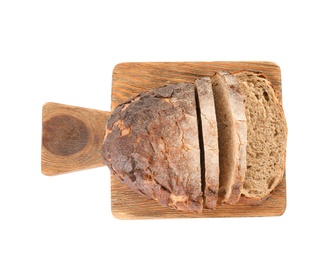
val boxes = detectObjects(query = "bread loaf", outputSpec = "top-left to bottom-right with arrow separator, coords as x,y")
102,70 -> 287,212
102,83 -> 203,213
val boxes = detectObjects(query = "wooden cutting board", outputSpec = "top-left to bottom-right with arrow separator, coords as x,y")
42,61 -> 286,219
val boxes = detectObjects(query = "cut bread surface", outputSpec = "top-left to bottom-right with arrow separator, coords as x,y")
232,71 -> 287,204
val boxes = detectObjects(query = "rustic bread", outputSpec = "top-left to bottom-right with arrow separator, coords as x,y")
102,71 -> 287,211
211,72 -> 247,204
232,71 -> 288,204
102,83 -> 203,213
194,77 -> 219,209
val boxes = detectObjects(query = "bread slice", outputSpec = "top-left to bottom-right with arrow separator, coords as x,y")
232,71 -> 288,204
102,83 -> 203,213
211,72 -> 247,205
194,77 -> 219,209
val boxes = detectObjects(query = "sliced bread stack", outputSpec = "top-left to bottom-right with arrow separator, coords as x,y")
102,70 -> 287,212
195,77 -> 220,210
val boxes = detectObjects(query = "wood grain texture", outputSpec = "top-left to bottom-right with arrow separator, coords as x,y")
111,61 -> 286,219
41,102 -> 110,175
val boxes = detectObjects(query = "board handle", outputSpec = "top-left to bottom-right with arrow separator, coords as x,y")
41,102 -> 110,176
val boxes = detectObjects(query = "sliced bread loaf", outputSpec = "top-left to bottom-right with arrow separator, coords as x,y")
195,77 -> 219,209
102,83 -> 203,213
211,72 -> 247,205
102,70 -> 287,211
232,71 -> 288,204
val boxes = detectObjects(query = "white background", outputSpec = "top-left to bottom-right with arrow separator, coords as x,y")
1,0 -> 335,259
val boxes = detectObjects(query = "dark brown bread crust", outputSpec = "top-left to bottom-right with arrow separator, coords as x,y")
102,83 -> 203,213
